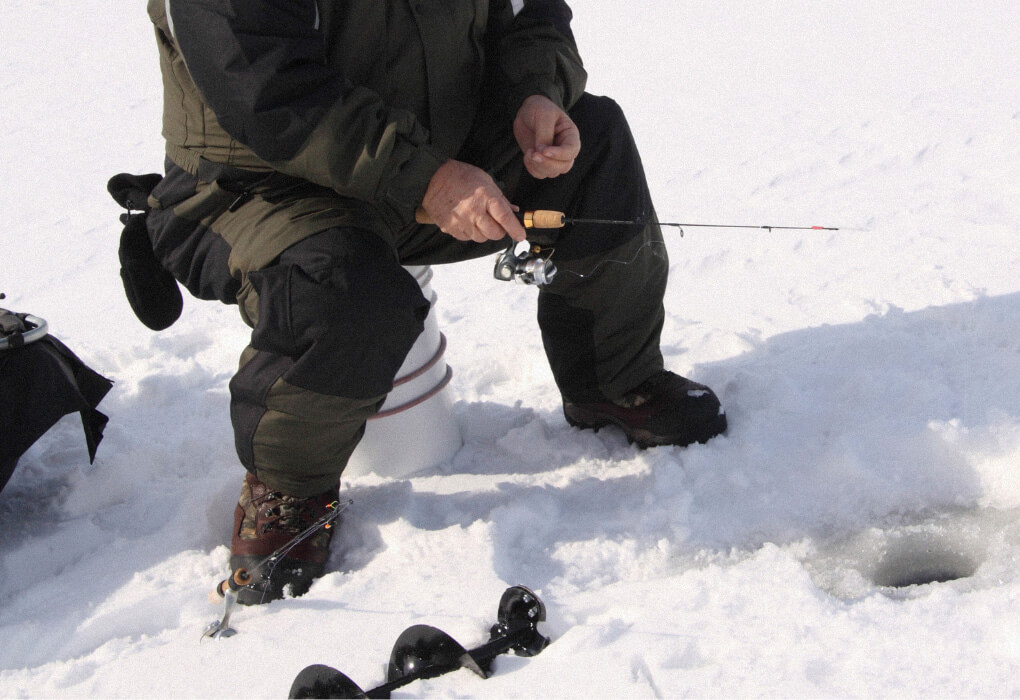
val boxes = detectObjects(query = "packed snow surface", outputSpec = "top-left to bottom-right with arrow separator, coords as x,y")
2,1 -> 1018,697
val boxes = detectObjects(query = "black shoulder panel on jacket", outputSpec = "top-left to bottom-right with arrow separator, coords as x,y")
168,0 -> 341,162
518,0 -> 576,44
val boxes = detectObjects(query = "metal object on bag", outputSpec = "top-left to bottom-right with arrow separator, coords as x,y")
0,300 -> 49,351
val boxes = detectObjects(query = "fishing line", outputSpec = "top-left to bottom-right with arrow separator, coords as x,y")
553,239 -> 671,281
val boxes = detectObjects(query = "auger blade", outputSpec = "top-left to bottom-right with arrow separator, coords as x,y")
289,586 -> 550,698
289,664 -> 367,699
387,624 -> 486,681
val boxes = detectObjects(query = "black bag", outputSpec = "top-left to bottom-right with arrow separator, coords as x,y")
0,305 -> 113,493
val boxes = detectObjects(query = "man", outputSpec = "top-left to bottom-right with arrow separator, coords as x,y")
143,0 -> 726,604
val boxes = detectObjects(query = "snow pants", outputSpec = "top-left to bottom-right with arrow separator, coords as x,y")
146,94 -> 668,496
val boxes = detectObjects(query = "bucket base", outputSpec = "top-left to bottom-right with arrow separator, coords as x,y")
345,388 -> 461,479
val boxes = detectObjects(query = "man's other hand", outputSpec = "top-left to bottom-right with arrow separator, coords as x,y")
513,94 -> 580,180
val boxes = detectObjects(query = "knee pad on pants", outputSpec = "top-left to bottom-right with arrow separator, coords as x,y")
247,228 -> 430,398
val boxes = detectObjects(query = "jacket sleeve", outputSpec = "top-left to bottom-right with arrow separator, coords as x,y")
166,0 -> 444,227
490,0 -> 588,114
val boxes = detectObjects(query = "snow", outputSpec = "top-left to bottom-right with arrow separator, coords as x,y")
2,0 -> 1019,696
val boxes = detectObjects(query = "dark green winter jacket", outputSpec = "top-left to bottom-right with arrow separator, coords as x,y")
147,0 -> 587,230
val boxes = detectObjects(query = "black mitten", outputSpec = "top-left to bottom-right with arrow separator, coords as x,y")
107,173 -> 183,331
107,172 -> 164,211
117,211 -> 183,330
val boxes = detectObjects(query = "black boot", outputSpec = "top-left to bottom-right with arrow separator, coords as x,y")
563,371 -> 727,448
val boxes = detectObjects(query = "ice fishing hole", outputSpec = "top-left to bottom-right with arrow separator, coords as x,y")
871,531 -> 979,588
803,511 -> 1000,599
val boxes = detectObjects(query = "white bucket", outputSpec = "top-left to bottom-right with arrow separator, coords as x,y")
344,266 -> 462,478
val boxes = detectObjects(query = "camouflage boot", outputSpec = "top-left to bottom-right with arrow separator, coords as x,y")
229,473 -> 339,605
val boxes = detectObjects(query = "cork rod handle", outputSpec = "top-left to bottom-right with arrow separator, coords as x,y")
414,207 -> 566,229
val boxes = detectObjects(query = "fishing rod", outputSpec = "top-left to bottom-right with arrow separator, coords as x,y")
414,208 -> 840,286
416,207 -> 838,233
202,498 -> 352,640
511,209 -> 839,233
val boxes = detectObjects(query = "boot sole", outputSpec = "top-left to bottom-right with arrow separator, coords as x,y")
565,405 -> 727,448
228,554 -> 325,606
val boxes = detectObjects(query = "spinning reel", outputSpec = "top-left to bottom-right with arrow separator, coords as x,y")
493,240 -> 557,286
415,207 -> 559,287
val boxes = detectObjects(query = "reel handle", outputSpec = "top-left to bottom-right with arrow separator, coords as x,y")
208,567 -> 253,605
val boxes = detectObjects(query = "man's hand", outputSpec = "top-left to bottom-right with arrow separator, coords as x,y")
513,94 -> 581,180
420,160 -> 527,243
